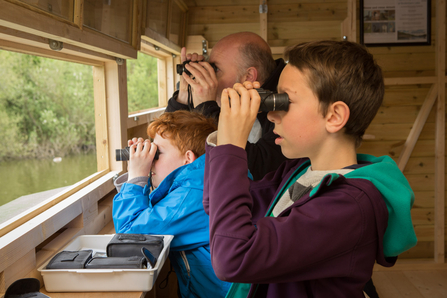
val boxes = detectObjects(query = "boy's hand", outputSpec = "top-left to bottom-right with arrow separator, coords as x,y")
177,47 -> 206,105
243,81 -> 262,90
127,137 -> 158,181
217,82 -> 261,149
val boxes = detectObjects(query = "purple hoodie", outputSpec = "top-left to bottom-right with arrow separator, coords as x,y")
204,143 -> 396,298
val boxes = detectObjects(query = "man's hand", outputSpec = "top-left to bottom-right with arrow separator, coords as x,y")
177,47 -> 205,105
127,137 -> 158,181
217,82 -> 261,149
182,61 -> 218,107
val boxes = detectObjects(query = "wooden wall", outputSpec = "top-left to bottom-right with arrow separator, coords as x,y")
184,0 -> 447,261
186,0 -> 348,49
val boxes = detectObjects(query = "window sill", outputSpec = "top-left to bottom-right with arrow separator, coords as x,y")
127,107 -> 166,129
0,170 -> 118,274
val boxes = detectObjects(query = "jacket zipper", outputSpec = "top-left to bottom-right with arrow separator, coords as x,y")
180,251 -> 190,277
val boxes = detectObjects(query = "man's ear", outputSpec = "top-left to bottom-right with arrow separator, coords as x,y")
183,150 -> 197,165
241,67 -> 258,83
325,101 -> 350,134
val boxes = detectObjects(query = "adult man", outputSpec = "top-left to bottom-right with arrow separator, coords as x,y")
166,32 -> 287,180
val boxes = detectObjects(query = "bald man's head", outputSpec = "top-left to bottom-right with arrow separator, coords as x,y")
212,32 -> 276,85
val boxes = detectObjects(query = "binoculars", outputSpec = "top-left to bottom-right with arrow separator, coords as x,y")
116,147 -> 159,162
256,88 -> 289,112
176,60 -> 218,76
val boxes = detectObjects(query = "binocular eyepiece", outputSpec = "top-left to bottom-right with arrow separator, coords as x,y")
176,60 -> 218,76
116,147 -> 159,162
256,88 -> 289,112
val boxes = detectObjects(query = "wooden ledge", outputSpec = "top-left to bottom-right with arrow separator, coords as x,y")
40,288 -> 144,298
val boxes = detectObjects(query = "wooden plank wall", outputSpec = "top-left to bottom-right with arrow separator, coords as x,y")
184,0 -> 446,260
186,0 -> 348,49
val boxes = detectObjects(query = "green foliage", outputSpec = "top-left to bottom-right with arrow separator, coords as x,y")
127,52 -> 159,113
0,50 -> 95,160
0,50 -> 160,161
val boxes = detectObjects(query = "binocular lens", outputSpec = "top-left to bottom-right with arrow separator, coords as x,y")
258,93 -> 289,112
255,88 -> 289,112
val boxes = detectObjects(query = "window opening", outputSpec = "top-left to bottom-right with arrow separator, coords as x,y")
0,49 -> 97,223
127,52 -> 159,113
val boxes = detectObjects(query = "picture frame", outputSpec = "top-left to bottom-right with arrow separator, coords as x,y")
360,0 -> 431,47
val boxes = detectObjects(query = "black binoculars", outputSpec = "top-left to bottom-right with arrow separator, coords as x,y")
116,147 -> 159,162
256,88 -> 289,112
176,60 -> 218,76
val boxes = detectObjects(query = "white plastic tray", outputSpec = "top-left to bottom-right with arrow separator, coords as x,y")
38,234 -> 173,292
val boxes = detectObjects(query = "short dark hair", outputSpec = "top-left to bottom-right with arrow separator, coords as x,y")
285,40 -> 384,147
239,42 -> 276,84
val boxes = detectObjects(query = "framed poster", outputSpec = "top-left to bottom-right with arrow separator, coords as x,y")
360,0 -> 431,47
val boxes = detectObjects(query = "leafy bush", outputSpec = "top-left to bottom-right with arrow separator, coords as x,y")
0,50 -> 159,161
0,50 -> 95,160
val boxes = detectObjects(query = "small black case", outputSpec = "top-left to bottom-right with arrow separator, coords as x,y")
85,256 -> 147,269
5,278 -> 50,298
107,234 -> 164,259
46,250 -> 93,269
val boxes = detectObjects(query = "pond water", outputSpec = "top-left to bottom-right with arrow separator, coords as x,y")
0,152 -> 97,207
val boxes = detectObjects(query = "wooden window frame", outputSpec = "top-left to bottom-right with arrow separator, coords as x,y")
0,0 -> 142,59
0,28 -> 129,292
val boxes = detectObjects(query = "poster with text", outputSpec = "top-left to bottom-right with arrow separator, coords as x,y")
361,0 -> 430,46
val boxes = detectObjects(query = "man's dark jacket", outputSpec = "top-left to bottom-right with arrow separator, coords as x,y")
166,58 -> 288,180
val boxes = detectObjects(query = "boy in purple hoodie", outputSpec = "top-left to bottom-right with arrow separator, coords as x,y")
203,40 -> 417,297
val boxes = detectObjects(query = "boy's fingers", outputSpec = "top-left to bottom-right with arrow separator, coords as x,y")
232,83 -> 251,110
242,81 -> 253,89
142,140 -> 151,153
136,141 -> 144,152
248,89 -> 261,112
227,88 -> 242,113
220,89 -> 230,112
149,143 -> 158,158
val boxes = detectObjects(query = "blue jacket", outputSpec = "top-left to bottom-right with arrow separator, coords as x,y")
113,155 -> 230,298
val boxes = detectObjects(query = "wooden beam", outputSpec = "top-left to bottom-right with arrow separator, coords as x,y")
0,38 -> 102,66
434,0 -> 446,264
260,0 -> 268,42
397,84 -> 438,172
73,0 -> 84,28
167,53 -> 176,97
103,61 -> 129,172
93,65 -> 109,172
341,0 -> 356,41
158,58 -> 168,107
142,29 -> 181,55
0,0 -> 137,59
141,39 -> 174,59
0,25 -> 116,63
384,77 -> 437,85
131,0 -> 143,50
